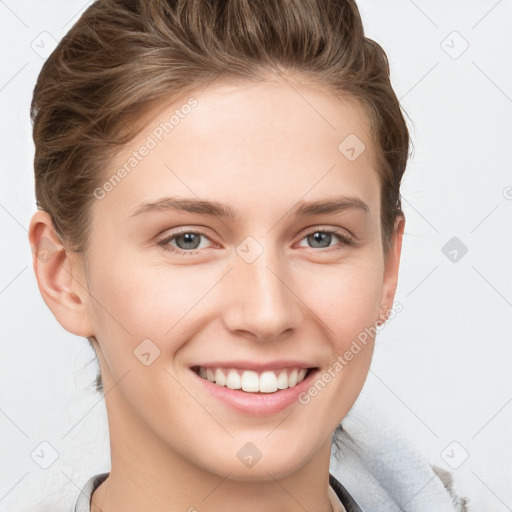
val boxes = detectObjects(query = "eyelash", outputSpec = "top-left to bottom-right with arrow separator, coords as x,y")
156,227 -> 355,255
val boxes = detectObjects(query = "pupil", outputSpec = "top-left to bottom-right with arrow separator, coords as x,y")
309,232 -> 331,248
179,233 -> 200,249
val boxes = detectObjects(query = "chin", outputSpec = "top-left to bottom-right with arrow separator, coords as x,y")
221,461 -> 303,482
198,443 -> 311,482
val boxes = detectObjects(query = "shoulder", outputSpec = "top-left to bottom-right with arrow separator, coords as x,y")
330,403 -> 470,511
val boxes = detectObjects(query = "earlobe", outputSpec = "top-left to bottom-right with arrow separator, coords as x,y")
377,215 -> 406,325
28,210 -> 95,338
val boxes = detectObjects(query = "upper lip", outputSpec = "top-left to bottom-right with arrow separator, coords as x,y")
191,360 -> 317,371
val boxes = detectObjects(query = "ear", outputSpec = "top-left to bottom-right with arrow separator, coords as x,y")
377,214 -> 405,326
28,210 -> 95,338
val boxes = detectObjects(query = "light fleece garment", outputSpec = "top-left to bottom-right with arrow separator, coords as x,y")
330,400 -> 470,512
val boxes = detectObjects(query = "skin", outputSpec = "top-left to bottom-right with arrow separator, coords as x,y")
29,76 -> 404,512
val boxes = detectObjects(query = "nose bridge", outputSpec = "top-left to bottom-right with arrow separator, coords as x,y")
222,238 -> 302,341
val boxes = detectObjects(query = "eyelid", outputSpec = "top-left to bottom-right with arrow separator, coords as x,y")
297,225 -> 355,242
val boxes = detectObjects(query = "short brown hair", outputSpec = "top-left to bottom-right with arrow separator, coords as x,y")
31,0 -> 410,391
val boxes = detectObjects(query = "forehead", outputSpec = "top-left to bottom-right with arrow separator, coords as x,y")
93,79 -> 380,224
142,78 -> 375,160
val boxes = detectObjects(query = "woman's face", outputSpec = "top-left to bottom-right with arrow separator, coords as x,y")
75,78 -> 403,480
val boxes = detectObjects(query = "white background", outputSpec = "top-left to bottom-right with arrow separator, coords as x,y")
0,1 -> 511,511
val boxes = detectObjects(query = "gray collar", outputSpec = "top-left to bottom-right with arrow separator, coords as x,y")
74,473 -> 109,512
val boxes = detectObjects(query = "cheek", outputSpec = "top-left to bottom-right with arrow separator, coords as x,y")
297,257 -> 384,347
88,251 -> 210,337
85,256 -> 204,407
85,251 -> 226,387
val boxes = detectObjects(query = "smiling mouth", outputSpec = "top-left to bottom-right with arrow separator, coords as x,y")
191,366 -> 317,393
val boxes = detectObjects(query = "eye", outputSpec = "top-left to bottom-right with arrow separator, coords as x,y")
157,227 -> 355,256
157,229 -> 215,255
296,228 -> 354,251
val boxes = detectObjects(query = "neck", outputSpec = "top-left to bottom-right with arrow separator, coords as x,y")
90,384 -> 334,512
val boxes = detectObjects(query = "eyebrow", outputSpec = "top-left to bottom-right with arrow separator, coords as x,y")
129,195 -> 370,219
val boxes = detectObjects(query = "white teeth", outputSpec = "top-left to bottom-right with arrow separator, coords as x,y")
259,371 -> 278,393
226,369 -> 242,389
215,368 -> 226,386
277,370 -> 288,389
197,366 -> 310,393
288,369 -> 298,387
241,370 -> 260,392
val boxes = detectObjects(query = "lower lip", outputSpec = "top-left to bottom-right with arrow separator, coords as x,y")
192,368 -> 318,415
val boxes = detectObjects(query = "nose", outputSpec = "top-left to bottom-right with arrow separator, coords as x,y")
222,244 -> 303,342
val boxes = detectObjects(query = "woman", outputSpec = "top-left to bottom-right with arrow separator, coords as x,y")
28,0 -> 460,510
